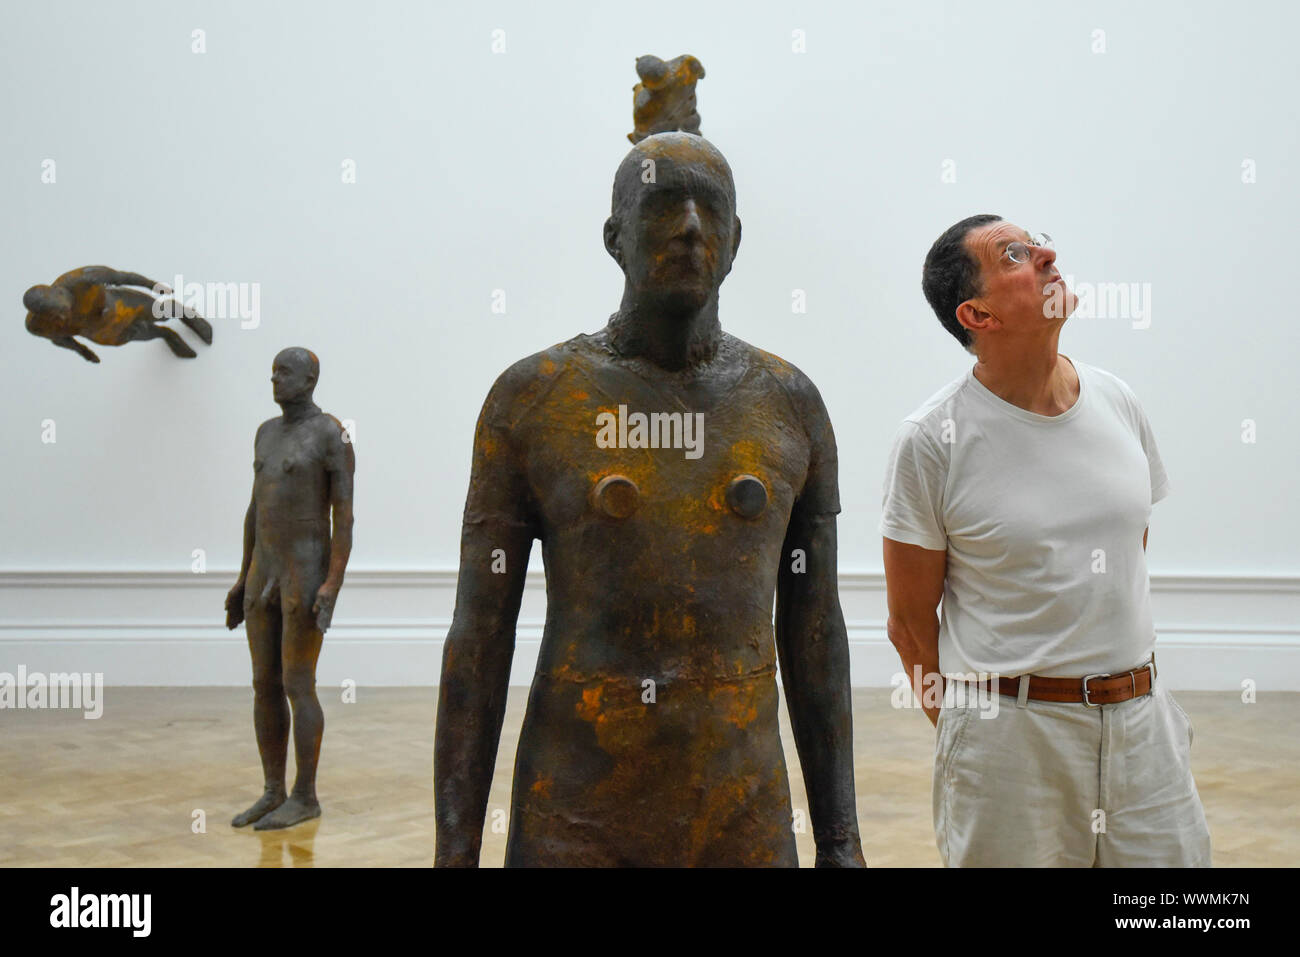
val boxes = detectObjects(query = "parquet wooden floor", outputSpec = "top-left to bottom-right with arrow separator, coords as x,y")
1,687 -> 1294,867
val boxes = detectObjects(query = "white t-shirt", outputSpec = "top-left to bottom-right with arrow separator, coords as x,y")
879,356 -> 1169,678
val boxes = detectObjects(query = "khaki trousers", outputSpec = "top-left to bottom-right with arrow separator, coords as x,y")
933,674 -> 1212,867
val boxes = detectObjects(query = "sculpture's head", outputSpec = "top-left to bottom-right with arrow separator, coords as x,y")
271,347 -> 319,404
604,132 -> 741,313
22,284 -> 73,315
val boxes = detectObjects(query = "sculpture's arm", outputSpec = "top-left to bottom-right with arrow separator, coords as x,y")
237,492 -> 256,582
313,422 -> 356,633
105,269 -> 170,293
776,504 -> 866,868
774,375 -> 865,867
52,266 -> 167,294
435,374 -> 537,867
226,424 -> 268,630
49,335 -> 100,363
225,492 -> 256,630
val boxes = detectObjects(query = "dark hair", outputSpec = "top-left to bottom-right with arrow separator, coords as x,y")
921,214 -> 1002,351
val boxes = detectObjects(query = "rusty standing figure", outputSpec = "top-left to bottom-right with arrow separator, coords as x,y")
435,58 -> 865,867
225,348 -> 355,830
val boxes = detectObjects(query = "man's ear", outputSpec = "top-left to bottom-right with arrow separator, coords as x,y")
956,299 -> 996,339
603,217 -> 623,267
732,216 -> 742,259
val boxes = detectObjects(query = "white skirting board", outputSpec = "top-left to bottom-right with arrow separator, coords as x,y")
1,570 -> 1296,690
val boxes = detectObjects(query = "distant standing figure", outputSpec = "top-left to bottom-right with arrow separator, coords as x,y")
225,348 -> 355,830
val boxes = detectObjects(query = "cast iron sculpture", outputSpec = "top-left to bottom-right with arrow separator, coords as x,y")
225,348 -> 355,830
435,58 -> 865,867
629,54 -> 705,143
23,266 -> 212,362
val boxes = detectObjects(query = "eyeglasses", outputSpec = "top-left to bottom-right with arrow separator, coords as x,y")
1004,232 -> 1054,264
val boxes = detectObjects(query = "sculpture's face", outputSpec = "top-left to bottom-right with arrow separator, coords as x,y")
607,134 -> 740,313
271,350 -> 316,403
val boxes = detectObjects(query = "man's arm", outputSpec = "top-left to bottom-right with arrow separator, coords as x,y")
883,537 -> 947,727
434,369 -> 538,867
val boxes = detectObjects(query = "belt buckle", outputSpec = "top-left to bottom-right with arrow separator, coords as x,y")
1082,672 -> 1111,708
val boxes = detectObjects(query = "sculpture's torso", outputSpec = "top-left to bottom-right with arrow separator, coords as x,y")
246,413 -> 335,613
498,331 -> 821,866
26,280 -> 148,345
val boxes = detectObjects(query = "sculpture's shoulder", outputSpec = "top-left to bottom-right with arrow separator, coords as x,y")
482,334 -> 604,430
727,335 -> 833,436
310,411 -> 353,453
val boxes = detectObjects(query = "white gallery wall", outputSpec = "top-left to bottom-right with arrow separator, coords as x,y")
1,0 -> 1296,687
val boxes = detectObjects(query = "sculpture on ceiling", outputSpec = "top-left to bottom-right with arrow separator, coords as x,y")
23,266 -> 212,362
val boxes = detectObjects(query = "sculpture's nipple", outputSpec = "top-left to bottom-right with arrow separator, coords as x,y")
726,475 -> 767,519
593,474 -> 640,519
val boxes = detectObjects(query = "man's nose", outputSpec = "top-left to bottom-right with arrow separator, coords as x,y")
1036,243 -> 1057,269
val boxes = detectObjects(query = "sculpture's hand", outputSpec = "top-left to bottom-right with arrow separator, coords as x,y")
433,841 -> 480,868
225,581 -> 246,630
313,583 -> 339,634
814,839 -> 868,868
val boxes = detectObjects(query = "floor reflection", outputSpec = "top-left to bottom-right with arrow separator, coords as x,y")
248,817 -> 320,867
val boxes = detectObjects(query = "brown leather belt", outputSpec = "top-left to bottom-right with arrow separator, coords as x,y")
949,658 -> 1156,708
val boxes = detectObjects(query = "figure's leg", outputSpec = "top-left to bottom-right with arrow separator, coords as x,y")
177,305 -> 213,344
232,587 -> 289,827
255,595 -> 324,830
129,287 -> 212,345
129,320 -> 197,358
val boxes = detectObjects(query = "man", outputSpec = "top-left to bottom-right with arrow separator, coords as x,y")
880,214 -> 1211,866
434,132 -> 865,867
225,347 -> 355,830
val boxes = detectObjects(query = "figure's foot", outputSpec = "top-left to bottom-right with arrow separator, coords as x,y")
253,795 -> 321,830
182,311 -> 214,345
231,789 -> 287,828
